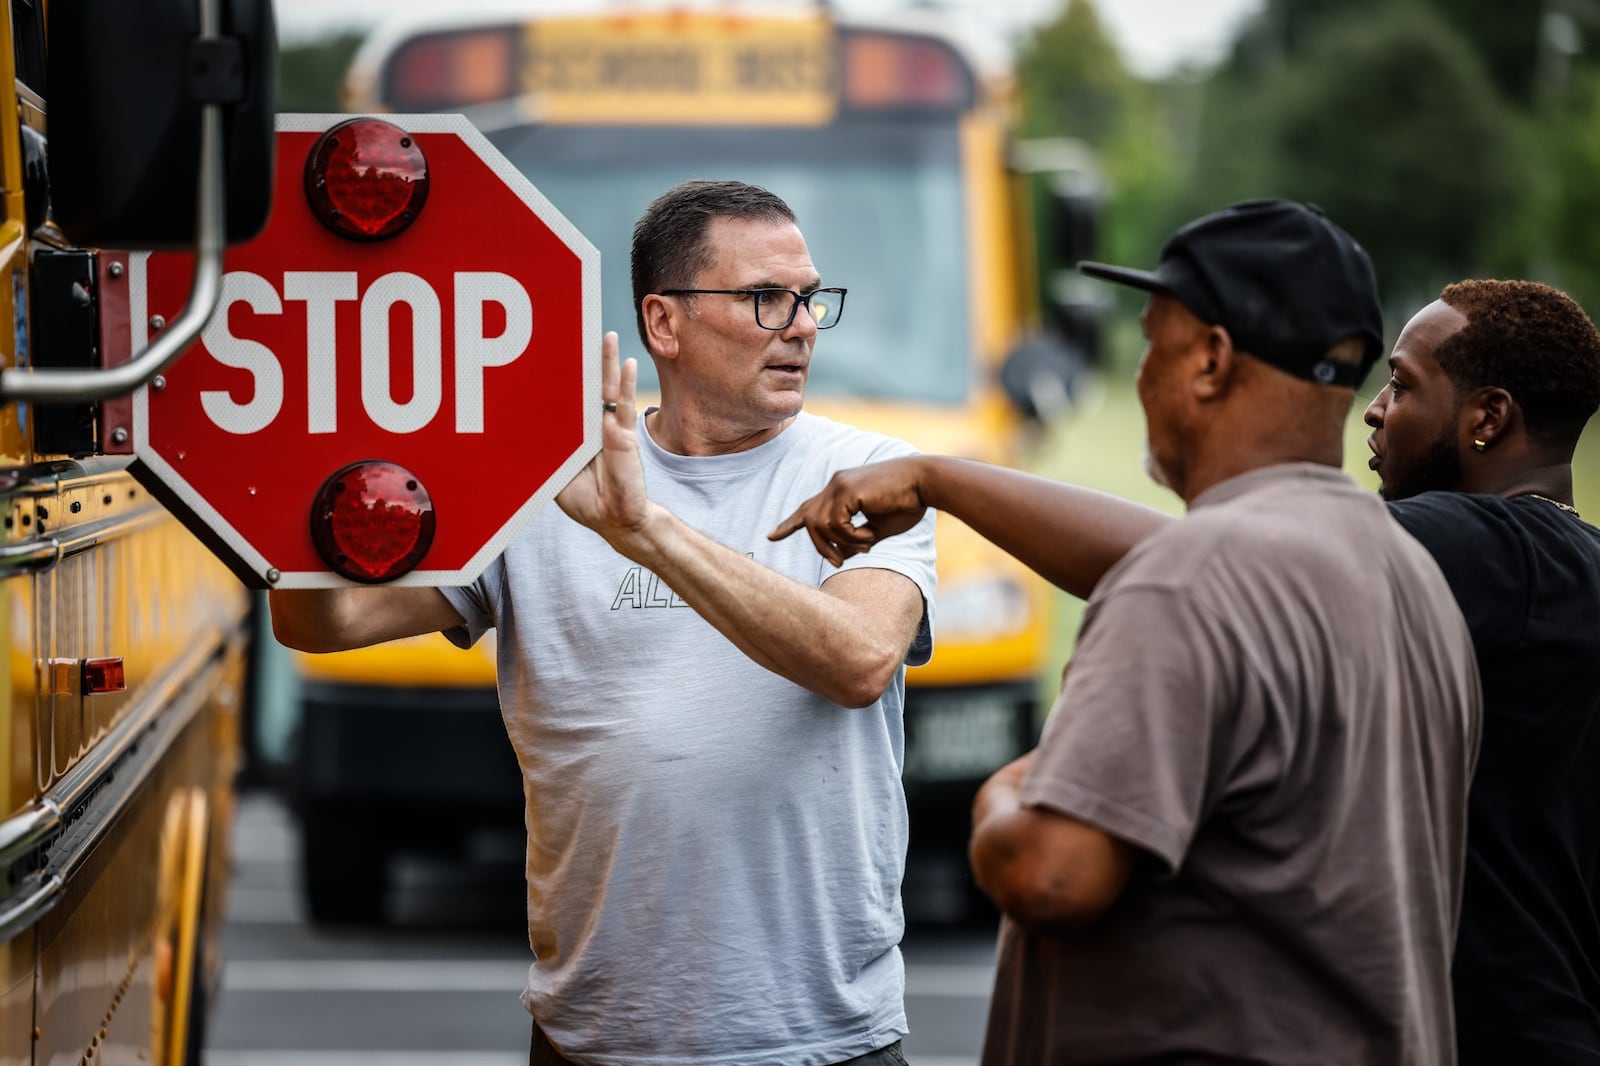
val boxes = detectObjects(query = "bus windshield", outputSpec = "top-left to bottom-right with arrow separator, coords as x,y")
488,119 -> 973,404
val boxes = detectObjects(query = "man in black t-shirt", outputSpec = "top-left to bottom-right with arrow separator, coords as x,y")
1364,280 -> 1600,1065
776,278 -> 1600,1063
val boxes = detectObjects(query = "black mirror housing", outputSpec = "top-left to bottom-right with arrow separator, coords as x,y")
999,333 -> 1093,423
46,0 -> 277,249
1047,184 -> 1099,268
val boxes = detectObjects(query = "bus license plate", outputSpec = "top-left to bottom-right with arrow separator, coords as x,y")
906,695 -> 1021,782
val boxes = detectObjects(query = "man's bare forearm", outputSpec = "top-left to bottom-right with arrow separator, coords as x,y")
916,457 -> 1172,598
618,505 -> 923,708
268,586 -> 464,653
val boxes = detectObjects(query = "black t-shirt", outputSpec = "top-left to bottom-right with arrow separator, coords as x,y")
1390,492 -> 1600,1065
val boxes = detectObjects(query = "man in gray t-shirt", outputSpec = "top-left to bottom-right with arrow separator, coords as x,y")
776,200 -> 1481,1064
270,181 -> 935,1066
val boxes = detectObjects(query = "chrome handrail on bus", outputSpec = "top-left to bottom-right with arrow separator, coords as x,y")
0,0 -> 227,405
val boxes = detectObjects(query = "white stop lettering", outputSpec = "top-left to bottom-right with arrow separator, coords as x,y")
196,270 -> 533,434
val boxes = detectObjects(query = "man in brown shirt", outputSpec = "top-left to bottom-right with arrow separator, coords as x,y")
774,200 -> 1482,1064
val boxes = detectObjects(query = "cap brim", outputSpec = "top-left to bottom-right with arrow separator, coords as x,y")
1078,261 -> 1168,293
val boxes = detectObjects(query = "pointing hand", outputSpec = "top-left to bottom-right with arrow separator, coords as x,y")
768,457 -> 930,566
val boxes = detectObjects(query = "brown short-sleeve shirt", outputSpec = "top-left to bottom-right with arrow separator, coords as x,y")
982,463 -> 1481,1066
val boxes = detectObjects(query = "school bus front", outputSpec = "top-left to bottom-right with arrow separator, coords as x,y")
288,4 -> 1066,921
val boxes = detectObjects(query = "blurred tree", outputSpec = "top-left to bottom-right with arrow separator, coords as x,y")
1234,0 -> 1542,106
1015,0 -> 1184,359
1184,5 -> 1527,314
1021,0 -> 1583,364
1529,64 -> 1600,312
277,34 -> 362,113
1274,7 -> 1526,307
1431,0 -> 1545,104
1016,0 -> 1131,144
1228,0 -> 1381,72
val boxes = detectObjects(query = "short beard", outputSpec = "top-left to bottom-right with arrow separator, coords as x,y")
1143,445 -> 1173,492
1380,430 -> 1461,502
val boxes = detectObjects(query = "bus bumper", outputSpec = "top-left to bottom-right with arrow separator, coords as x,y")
902,679 -> 1039,921
291,681 -> 522,924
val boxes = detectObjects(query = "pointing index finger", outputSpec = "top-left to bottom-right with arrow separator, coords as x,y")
768,509 -> 805,542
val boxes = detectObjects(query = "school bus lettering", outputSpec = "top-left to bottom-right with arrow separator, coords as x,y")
604,46 -> 696,94
732,45 -> 829,94
200,269 -> 534,435
528,44 -> 701,95
519,16 -> 837,126
610,46 -> 699,92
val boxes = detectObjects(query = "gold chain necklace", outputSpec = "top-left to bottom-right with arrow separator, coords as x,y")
1524,493 -> 1582,518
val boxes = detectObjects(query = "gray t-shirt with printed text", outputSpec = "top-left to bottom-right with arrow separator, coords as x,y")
441,410 -> 936,1066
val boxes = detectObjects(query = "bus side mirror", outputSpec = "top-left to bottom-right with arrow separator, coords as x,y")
3,0 -> 277,406
1012,137 -> 1109,367
999,333 -> 1091,424
46,0 -> 276,249
1040,167 -> 1107,368
1046,183 -> 1099,269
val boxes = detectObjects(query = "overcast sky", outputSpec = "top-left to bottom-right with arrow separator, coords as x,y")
272,0 -> 1266,78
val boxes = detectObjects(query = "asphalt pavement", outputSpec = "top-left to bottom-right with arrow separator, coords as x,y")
206,792 -> 999,1064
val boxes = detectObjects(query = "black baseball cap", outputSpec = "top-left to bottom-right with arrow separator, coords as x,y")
1078,199 -> 1383,388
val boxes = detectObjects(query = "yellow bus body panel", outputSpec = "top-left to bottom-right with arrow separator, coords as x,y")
0,7 -> 252,1063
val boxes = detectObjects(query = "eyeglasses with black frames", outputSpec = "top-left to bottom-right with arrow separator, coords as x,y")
658,287 -> 847,331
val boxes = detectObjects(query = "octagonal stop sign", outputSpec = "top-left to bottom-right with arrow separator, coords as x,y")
132,114 -> 601,588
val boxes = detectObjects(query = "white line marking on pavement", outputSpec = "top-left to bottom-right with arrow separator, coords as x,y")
223,888 -> 305,925
206,1049 -> 524,1056
904,964 -> 995,998
222,959 -> 995,998
206,1054 -> 975,1066
223,960 -> 528,993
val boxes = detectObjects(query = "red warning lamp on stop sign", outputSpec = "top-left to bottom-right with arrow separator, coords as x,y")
130,114 -> 601,588
305,117 -> 431,241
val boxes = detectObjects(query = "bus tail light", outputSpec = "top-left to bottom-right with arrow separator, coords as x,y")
304,118 -> 430,241
387,27 -> 516,111
844,34 -> 972,110
310,461 -> 436,583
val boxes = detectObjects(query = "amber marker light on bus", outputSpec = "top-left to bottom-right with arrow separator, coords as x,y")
304,118 -> 430,241
83,657 -> 127,694
310,461 -> 437,583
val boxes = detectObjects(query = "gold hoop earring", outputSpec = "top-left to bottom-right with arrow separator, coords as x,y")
1473,439 -> 1487,452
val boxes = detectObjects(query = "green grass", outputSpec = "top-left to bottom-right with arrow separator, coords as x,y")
1023,373 -> 1600,691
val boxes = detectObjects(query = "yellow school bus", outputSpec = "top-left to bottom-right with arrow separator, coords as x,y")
0,0 -> 275,1060
288,2 -> 1097,922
